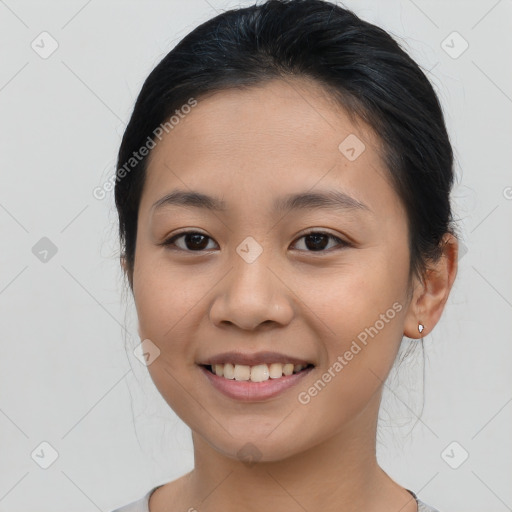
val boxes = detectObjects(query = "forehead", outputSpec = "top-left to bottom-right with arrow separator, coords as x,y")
141,78 -> 398,218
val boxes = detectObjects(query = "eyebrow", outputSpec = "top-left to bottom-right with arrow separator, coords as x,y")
151,189 -> 372,215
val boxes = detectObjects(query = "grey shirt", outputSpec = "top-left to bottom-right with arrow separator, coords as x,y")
110,485 -> 441,512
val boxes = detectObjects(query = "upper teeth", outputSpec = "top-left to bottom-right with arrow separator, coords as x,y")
211,363 -> 307,382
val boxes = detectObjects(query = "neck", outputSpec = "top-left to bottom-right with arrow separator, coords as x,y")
170,392 -> 413,512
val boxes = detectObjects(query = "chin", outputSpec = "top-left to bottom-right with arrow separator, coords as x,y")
195,422 -> 319,464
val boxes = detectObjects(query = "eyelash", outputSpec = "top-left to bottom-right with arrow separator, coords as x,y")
161,230 -> 350,254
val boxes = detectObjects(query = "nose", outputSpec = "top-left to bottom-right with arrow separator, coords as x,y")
209,251 -> 294,331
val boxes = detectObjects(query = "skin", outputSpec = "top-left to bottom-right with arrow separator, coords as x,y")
124,77 -> 458,512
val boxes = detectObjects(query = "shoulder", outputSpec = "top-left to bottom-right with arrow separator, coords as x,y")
417,498 -> 442,512
109,485 -> 162,512
407,488 -> 441,512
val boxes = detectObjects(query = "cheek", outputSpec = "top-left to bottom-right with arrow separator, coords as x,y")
132,255 -> 202,371
132,259 -> 205,421
298,257 -> 406,333
134,250 -> 200,329
296,256 -> 408,394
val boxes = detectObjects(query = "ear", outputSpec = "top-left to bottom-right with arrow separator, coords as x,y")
403,233 -> 459,339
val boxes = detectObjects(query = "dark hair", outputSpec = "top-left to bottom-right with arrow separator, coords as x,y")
115,0 -> 457,290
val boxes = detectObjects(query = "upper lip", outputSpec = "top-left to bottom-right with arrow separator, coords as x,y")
198,351 -> 314,367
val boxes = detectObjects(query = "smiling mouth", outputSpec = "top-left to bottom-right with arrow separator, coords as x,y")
202,363 -> 314,382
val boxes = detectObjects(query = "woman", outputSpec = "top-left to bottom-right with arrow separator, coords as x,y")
111,0 -> 459,510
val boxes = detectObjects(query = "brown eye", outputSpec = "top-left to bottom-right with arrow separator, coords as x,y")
292,231 -> 348,252
162,230 -> 349,254
163,232 -> 217,251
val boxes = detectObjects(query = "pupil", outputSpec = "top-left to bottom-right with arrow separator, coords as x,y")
187,233 -> 208,250
306,234 -> 328,251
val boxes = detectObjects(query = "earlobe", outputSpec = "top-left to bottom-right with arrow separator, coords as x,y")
403,233 -> 458,339
403,277 -> 427,339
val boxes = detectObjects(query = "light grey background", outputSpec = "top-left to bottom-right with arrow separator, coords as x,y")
0,0 -> 511,511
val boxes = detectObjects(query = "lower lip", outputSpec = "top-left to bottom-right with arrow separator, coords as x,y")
199,365 -> 314,402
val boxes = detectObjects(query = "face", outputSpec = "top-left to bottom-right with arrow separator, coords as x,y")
131,78 -> 415,462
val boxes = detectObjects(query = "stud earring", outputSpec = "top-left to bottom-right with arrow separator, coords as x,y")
418,323 -> 424,334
